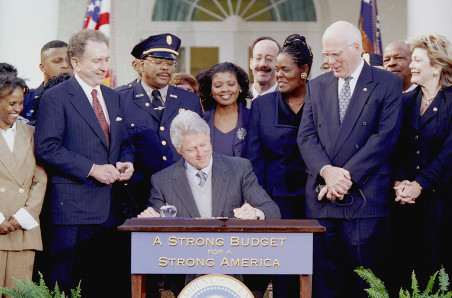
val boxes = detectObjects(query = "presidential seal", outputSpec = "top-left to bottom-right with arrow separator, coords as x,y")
236,128 -> 247,140
178,274 -> 253,298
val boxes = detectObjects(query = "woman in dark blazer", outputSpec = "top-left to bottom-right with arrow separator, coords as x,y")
392,33 -> 452,287
199,62 -> 251,157
246,34 -> 313,219
245,34 -> 313,297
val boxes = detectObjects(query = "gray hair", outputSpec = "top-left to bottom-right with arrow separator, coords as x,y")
67,29 -> 109,60
324,21 -> 363,52
170,110 -> 210,149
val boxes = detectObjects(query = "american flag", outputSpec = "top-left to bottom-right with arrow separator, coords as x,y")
358,0 -> 382,54
83,0 -> 114,86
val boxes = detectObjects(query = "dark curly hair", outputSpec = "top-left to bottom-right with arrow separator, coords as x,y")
0,63 -> 18,76
0,72 -> 28,99
198,62 -> 251,111
30,73 -> 72,123
281,34 -> 313,75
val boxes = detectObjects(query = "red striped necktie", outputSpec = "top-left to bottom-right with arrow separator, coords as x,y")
91,89 -> 109,146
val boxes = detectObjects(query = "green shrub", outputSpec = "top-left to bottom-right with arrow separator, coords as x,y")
355,266 -> 452,298
0,272 -> 81,298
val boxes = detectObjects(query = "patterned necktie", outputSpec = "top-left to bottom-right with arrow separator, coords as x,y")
339,76 -> 353,123
91,89 -> 109,146
196,170 -> 207,187
151,90 -> 164,120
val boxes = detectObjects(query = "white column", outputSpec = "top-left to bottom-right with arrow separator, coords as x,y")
407,0 -> 452,43
0,0 -> 59,88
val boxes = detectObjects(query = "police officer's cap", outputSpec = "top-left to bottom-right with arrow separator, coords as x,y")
131,33 -> 181,60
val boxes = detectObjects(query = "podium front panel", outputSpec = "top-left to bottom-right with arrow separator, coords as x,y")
131,232 -> 312,274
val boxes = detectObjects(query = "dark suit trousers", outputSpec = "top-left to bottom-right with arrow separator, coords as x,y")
47,223 -> 131,298
313,217 -> 389,298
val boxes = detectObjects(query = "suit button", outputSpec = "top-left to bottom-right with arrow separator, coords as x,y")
415,135 -> 419,140
162,140 -> 167,145
362,122 -> 367,126
416,151 -> 420,155
355,144 -> 359,149
433,189 -> 436,192
162,156 -> 167,161
318,124 -> 321,128
416,165 -> 420,170
0,187 -> 5,193
145,103 -> 150,107
61,202 -> 64,206
160,126 -> 165,131
19,188 -> 24,193
131,123 -> 135,127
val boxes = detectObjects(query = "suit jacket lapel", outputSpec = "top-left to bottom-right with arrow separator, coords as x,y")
0,123 -> 30,185
68,77 -> 109,149
171,159 -> 201,218
318,75 -> 341,153
211,153 -> 230,217
331,63 -> 375,160
161,85 -> 181,124
132,83 -> 160,121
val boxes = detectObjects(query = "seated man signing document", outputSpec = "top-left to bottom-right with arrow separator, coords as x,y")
138,110 -> 280,220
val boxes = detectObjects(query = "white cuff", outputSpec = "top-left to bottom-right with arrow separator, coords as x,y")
320,165 -> 331,177
12,208 -> 39,230
0,212 -> 5,224
254,208 -> 265,220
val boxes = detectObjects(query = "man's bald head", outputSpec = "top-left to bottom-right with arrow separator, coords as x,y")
322,21 -> 363,78
383,41 -> 413,91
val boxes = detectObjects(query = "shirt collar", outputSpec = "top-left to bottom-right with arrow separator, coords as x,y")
74,73 -> 102,97
0,121 -> 16,133
141,81 -> 169,103
252,82 -> 278,98
184,155 -> 213,178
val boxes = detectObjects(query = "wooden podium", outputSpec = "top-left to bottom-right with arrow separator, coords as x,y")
119,218 -> 325,298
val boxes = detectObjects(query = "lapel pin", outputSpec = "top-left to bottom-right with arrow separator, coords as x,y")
170,94 -> 178,98
179,108 -> 186,113
363,88 -> 367,91
116,117 -> 122,121
145,102 -> 150,107
136,93 -> 144,98
433,107 -> 438,112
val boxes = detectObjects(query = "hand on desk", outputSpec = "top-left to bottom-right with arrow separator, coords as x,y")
233,202 -> 258,220
138,207 -> 160,218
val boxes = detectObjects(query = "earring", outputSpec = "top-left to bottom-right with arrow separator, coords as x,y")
239,88 -> 242,93
433,72 -> 438,77
301,72 -> 308,79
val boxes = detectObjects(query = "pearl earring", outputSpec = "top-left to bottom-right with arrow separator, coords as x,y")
301,72 -> 308,79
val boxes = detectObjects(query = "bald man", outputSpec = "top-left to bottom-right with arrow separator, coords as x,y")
383,41 -> 417,92
298,21 -> 402,297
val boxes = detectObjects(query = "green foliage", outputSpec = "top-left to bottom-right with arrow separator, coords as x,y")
355,266 -> 452,298
0,272 -> 81,298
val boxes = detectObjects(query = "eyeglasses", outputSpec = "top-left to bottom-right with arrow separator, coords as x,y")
322,43 -> 356,60
252,55 -> 275,63
144,57 -> 177,67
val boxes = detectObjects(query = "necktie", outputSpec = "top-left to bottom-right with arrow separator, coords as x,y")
196,170 -> 207,187
339,76 -> 352,123
151,90 -> 164,120
91,89 -> 109,146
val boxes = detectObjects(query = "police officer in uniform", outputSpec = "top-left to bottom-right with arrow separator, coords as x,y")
118,33 -> 202,213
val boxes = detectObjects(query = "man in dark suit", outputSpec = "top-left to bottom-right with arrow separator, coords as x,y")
34,29 -> 134,296
117,33 -> 202,214
139,110 -> 280,295
297,21 -> 403,297
22,40 -> 72,121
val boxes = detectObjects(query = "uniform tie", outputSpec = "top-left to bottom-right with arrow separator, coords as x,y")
196,170 -> 207,187
91,89 -> 109,146
151,90 -> 164,120
339,76 -> 352,123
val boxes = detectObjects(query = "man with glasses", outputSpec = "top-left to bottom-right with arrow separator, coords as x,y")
297,21 -> 403,297
118,33 -> 202,215
249,37 -> 280,99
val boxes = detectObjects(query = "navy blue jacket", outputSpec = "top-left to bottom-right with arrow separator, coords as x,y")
298,62 -> 403,219
21,82 -> 44,121
117,83 -> 202,182
203,102 -> 249,158
34,77 -> 134,224
246,91 -> 307,197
